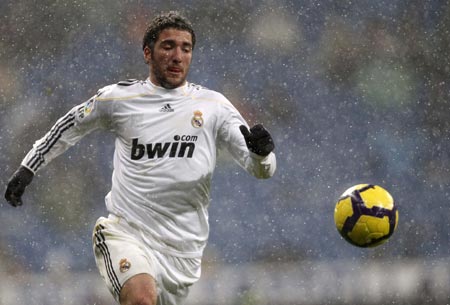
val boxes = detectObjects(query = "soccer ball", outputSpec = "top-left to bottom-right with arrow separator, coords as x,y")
334,184 -> 398,247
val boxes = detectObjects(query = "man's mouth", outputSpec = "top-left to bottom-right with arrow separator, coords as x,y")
168,67 -> 182,74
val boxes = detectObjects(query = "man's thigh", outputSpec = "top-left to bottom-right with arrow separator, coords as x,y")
92,215 -> 199,305
92,216 -> 159,302
120,273 -> 158,305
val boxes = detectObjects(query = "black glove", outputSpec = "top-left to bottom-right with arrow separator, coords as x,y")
5,166 -> 34,207
239,124 -> 275,157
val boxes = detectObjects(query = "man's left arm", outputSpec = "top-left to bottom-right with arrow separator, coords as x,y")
219,103 -> 276,179
237,123 -> 276,179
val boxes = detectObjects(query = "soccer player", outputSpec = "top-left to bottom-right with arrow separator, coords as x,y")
5,11 -> 276,305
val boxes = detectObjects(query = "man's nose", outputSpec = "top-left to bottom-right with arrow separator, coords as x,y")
172,47 -> 183,62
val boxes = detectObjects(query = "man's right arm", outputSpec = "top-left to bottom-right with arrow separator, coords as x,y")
5,92 -> 113,206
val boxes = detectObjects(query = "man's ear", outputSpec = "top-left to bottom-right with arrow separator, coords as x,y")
143,46 -> 152,64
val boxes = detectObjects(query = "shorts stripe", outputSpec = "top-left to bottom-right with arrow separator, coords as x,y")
94,225 -> 122,296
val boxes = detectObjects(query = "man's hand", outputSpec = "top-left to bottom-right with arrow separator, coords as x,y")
5,166 -> 34,207
239,124 -> 275,157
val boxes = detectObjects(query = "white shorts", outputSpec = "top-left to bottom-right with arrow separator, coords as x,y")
92,214 -> 201,305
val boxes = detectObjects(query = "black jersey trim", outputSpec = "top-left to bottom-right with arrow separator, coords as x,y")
117,79 -> 139,86
26,110 -> 77,171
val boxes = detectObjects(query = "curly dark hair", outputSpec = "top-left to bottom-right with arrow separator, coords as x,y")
142,11 -> 196,51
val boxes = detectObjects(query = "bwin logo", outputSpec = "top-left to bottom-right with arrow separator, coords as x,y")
131,135 -> 197,160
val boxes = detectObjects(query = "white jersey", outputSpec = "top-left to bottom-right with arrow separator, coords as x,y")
22,79 -> 276,258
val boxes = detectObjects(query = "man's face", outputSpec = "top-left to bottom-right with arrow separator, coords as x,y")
144,28 -> 193,89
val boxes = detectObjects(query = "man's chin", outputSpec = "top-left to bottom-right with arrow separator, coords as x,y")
160,78 -> 186,89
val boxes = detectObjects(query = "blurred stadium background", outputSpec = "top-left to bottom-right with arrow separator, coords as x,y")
1,0 -> 450,304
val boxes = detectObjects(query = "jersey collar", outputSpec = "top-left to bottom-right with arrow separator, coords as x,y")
145,78 -> 189,95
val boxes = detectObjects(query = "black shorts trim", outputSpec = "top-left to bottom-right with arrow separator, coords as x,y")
94,224 -> 122,296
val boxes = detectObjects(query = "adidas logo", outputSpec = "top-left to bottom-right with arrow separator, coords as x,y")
159,104 -> 174,112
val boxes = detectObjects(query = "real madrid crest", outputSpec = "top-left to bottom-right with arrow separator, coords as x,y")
119,258 -> 131,273
191,110 -> 204,128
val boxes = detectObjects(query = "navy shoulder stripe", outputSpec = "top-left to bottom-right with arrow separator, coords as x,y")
117,79 -> 139,86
